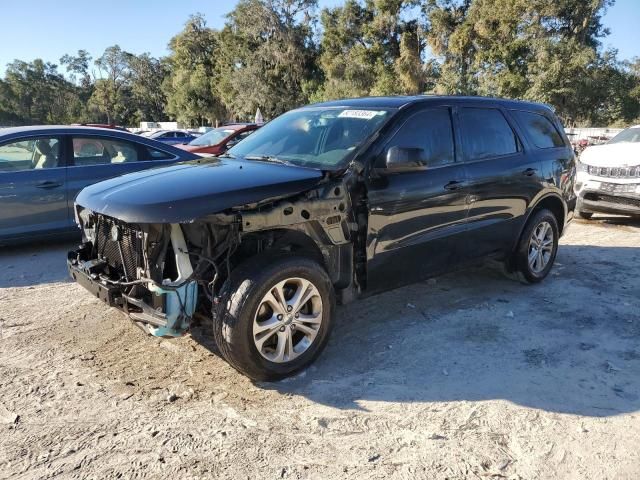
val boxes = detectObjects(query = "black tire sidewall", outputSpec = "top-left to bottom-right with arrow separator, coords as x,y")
516,209 -> 559,283
214,255 -> 335,381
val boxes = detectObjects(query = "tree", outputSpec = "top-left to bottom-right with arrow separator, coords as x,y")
216,0 -> 319,119
163,14 -> 226,126
89,45 -> 133,124
128,53 -> 168,122
60,49 -> 93,88
317,0 -> 429,100
1,59 -> 80,124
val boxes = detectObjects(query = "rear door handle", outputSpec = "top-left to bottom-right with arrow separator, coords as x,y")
35,181 -> 63,189
522,168 -> 538,176
444,180 -> 465,191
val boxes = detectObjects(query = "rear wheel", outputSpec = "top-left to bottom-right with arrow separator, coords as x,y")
513,209 -> 559,283
213,255 -> 335,381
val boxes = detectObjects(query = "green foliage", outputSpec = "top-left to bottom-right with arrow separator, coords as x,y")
215,0 -> 319,119
162,14 -> 226,126
317,0 -> 430,100
0,0 -> 638,128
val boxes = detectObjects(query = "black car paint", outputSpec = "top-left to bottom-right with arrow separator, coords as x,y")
76,157 -> 324,224
70,96 -> 575,303
360,98 -> 575,294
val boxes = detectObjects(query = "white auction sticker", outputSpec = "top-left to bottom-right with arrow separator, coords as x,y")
338,109 -> 381,120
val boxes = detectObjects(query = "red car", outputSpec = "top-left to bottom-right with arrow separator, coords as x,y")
177,124 -> 260,155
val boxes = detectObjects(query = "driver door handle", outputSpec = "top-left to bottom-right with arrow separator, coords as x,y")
35,180 -> 63,189
444,180 -> 465,191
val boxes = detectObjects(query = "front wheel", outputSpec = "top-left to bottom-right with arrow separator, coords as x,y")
513,209 -> 560,283
213,255 -> 335,381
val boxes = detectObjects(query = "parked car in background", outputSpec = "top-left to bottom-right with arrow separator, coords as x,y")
0,126 -> 199,244
177,123 -> 260,156
576,125 -> 640,219
68,96 -> 575,380
148,130 -> 198,145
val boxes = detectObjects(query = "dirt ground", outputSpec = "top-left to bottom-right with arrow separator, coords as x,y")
1,217 -> 639,479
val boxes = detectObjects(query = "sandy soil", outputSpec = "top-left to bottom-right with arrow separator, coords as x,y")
1,217 -> 639,479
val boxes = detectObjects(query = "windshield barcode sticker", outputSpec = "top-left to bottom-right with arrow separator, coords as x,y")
338,110 -> 381,120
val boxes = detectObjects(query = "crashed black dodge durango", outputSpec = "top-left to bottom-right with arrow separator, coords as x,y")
68,96 -> 576,380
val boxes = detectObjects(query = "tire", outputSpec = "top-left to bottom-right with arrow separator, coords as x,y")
513,208 -> 559,284
213,254 -> 335,381
576,210 -> 593,220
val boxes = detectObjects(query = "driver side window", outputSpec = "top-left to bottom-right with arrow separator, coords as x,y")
384,108 -> 455,168
0,137 -> 61,172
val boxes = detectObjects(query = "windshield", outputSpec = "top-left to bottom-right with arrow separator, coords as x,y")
608,127 -> 640,144
227,107 -> 391,169
189,128 -> 236,146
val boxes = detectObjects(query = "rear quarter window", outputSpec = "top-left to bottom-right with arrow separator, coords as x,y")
513,110 -> 565,149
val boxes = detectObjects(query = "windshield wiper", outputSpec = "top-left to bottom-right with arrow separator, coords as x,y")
218,152 -> 236,158
244,155 -> 292,165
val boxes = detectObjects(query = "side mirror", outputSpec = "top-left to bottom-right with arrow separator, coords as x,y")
384,146 -> 428,172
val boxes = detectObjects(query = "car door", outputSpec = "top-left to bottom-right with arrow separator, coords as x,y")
173,131 -> 188,145
164,132 -> 181,145
65,134 -> 180,220
457,106 -> 544,259
0,135 -> 70,240
365,107 -> 470,294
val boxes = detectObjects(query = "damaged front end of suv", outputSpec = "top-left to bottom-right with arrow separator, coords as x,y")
68,104 -> 393,380
68,160 -> 360,338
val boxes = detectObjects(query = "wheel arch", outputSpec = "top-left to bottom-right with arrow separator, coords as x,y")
236,226 -> 354,290
511,192 -> 566,255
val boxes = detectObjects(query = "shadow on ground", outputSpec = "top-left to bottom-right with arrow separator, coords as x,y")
240,243 -> 640,417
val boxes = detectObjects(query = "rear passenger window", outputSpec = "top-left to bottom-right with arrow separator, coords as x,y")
72,137 -> 139,165
385,108 -> 455,167
459,108 -> 518,160
513,110 -> 565,148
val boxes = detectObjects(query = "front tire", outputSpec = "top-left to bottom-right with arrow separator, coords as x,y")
576,210 -> 593,220
213,255 -> 335,381
513,209 -> 559,283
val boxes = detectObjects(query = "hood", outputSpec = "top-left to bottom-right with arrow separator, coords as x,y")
76,157 -> 324,223
580,142 -> 640,167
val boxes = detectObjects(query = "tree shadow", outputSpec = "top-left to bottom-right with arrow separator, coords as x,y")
249,243 -> 640,417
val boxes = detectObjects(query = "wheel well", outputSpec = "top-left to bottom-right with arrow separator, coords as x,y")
234,228 -> 353,290
533,195 -> 565,235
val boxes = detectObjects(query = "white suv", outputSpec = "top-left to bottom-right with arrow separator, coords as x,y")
576,125 -> 640,219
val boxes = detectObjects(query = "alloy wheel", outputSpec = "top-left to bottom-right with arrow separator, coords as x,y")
252,277 -> 323,363
528,221 -> 554,273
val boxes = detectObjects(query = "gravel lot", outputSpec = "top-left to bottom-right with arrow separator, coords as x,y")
1,217 -> 639,479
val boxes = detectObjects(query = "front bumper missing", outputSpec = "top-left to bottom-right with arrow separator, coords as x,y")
67,247 -> 197,337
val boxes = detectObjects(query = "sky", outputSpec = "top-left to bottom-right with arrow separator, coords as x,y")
0,0 -> 637,77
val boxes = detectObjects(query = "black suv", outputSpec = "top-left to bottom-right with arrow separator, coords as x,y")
68,96 -> 576,380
